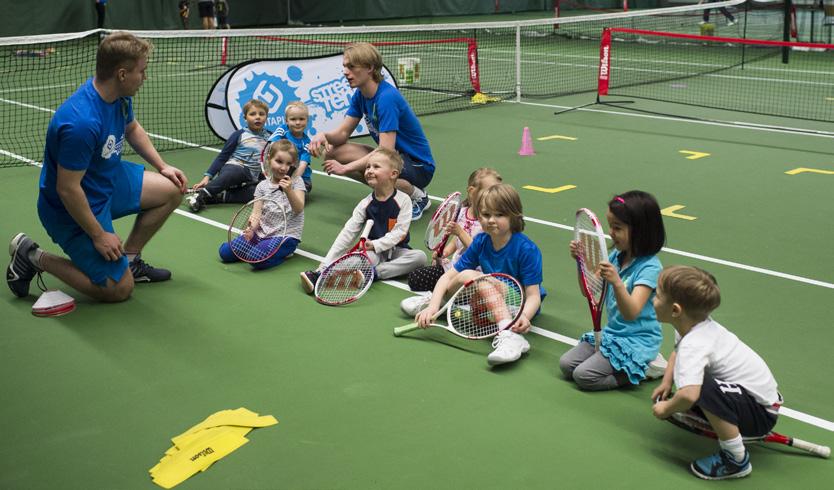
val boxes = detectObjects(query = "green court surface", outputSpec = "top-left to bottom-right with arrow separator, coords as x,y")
1,94 -> 833,488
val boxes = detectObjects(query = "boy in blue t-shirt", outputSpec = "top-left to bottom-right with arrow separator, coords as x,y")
266,101 -> 313,193
308,42 -> 436,221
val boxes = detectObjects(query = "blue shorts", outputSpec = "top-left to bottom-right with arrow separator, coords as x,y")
39,161 -> 144,286
399,152 -> 434,190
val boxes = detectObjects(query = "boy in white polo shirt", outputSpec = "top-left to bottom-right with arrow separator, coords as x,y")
651,265 -> 781,480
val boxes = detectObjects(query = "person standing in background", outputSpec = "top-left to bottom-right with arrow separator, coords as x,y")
179,1 -> 191,29
95,0 -> 107,29
198,1 -> 215,29
215,0 -> 230,29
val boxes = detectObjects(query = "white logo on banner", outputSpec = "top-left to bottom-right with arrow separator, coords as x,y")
222,55 -> 396,139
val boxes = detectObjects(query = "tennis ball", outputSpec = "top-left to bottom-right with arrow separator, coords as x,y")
454,310 -> 462,318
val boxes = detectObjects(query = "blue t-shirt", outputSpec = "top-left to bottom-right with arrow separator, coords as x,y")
346,82 -> 434,171
581,251 -> 663,384
267,124 -> 312,181
454,232 -> 546,299
39,78 -> 134,226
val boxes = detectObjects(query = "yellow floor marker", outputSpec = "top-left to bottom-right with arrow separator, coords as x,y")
537,135 -> 577,141
661,205 -> 697,221
523,184 -> 576,194
679,150 -> 710,160
785,167 -> 834,176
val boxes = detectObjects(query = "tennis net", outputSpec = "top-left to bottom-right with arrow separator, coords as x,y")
597,27 -> 834,122
0,0 -> 785,167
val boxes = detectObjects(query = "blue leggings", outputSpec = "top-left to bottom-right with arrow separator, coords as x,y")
218,236 -> 299,270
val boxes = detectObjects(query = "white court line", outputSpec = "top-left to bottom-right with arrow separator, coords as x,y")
172,207 -> 833,433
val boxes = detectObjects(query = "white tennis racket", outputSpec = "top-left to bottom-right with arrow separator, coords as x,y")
393,273 -> 525,339
574,208 -> 608,351
315,220 -> 375,306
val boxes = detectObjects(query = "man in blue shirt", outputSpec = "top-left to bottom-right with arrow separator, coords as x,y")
6,32 -> 187,302
308,42 -> 435,220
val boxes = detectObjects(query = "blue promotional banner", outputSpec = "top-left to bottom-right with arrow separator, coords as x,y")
205,54 -> 397,141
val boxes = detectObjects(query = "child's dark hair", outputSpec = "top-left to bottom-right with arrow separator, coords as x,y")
658,266 -> 721,320
608,190 -> 665,257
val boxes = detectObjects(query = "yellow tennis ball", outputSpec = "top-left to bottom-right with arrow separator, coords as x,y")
454,310 -> 462,318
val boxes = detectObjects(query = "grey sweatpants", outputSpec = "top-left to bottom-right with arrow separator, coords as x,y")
369,247 -> 427,280
558,341 -> 629,391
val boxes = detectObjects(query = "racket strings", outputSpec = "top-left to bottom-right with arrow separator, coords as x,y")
425,195 -> 460,250
448,276 -> 524,338
229,198 -> 287,263
316,254 -> 375,304
575,215 -> 606,298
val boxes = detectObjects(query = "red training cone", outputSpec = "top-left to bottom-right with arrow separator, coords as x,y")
518,126 -> 535,156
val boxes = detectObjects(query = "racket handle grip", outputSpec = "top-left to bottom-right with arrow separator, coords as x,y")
393,323 -> 421,337
594,330 -> 601,352
791,438 -> 831,458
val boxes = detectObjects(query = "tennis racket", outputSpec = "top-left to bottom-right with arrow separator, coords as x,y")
424,192 -> 461,265
227,187 -> 288,263
393,273 -> 525,339
666,408 -> 830,459
315,220 -> 375,306
574,208 -> 608,351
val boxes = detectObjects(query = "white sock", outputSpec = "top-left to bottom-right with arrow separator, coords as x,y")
28,248 -> 44,271
410,187 -> 425,201
719,435 -> 746,462
126,252 -> 138,262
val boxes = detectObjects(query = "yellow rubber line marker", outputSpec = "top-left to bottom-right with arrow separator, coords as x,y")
523,184 -> 576,194
679,150 -> 710,160
785,167 -> 834,176
661,205 -> 697,221
537,135 -> 577,141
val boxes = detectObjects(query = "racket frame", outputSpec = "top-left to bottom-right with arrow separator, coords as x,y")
315,220 -> 376,306
667,409 -> 830,459
424,192 -> 462,264
574,207 -> 609,351
393,272 -> 526,340
227,187 -> 288,263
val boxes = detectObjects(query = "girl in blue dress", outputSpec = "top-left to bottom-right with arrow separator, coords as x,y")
560,190 -> 667,390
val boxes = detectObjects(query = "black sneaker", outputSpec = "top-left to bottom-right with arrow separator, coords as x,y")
300,270 -> 320,294
129,254 -> 171,283
6,233 -> 42,298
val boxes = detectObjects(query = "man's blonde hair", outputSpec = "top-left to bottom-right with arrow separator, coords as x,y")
658,265 -> 721,320
285,101 -> 309,117
368,147 -> 403,173
344,42 -> 384,83
96,32 -> 152,81
476,183 -> 525,232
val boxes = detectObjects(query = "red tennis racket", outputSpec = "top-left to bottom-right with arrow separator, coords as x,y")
424,192 -> 461,265
667,408 -> 830,459
393,273 -> 525,340
315,220 -> 375,306
574,208 -> 608,351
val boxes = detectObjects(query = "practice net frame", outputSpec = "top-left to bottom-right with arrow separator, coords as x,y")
0,0 -> 805,168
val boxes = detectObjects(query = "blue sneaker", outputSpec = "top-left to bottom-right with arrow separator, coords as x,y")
6,233 -> 42,298
691,450 -> 751,480
411,195 -> 431,221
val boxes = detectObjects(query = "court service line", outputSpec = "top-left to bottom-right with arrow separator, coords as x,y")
172,207 -> 833,433
517,100 -> 834,139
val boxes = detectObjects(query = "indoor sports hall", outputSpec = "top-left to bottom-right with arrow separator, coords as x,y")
1,1 -> 832,488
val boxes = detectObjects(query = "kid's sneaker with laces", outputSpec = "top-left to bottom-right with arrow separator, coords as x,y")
400,294 -> 431,316
300,270 -> 320,294
129,254 -> 171,283
411,195 -> 431,221
645,352 -> 668,379
186,190 -> 206,212
487,330 -> 530,366
6,233 -> 42,298
691,450 -> 751,480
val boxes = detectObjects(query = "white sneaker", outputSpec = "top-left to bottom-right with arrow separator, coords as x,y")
400,294 -> 430,316
487,330 -> 530,366
727,19 -> 737,26
646,352 -> 668,380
